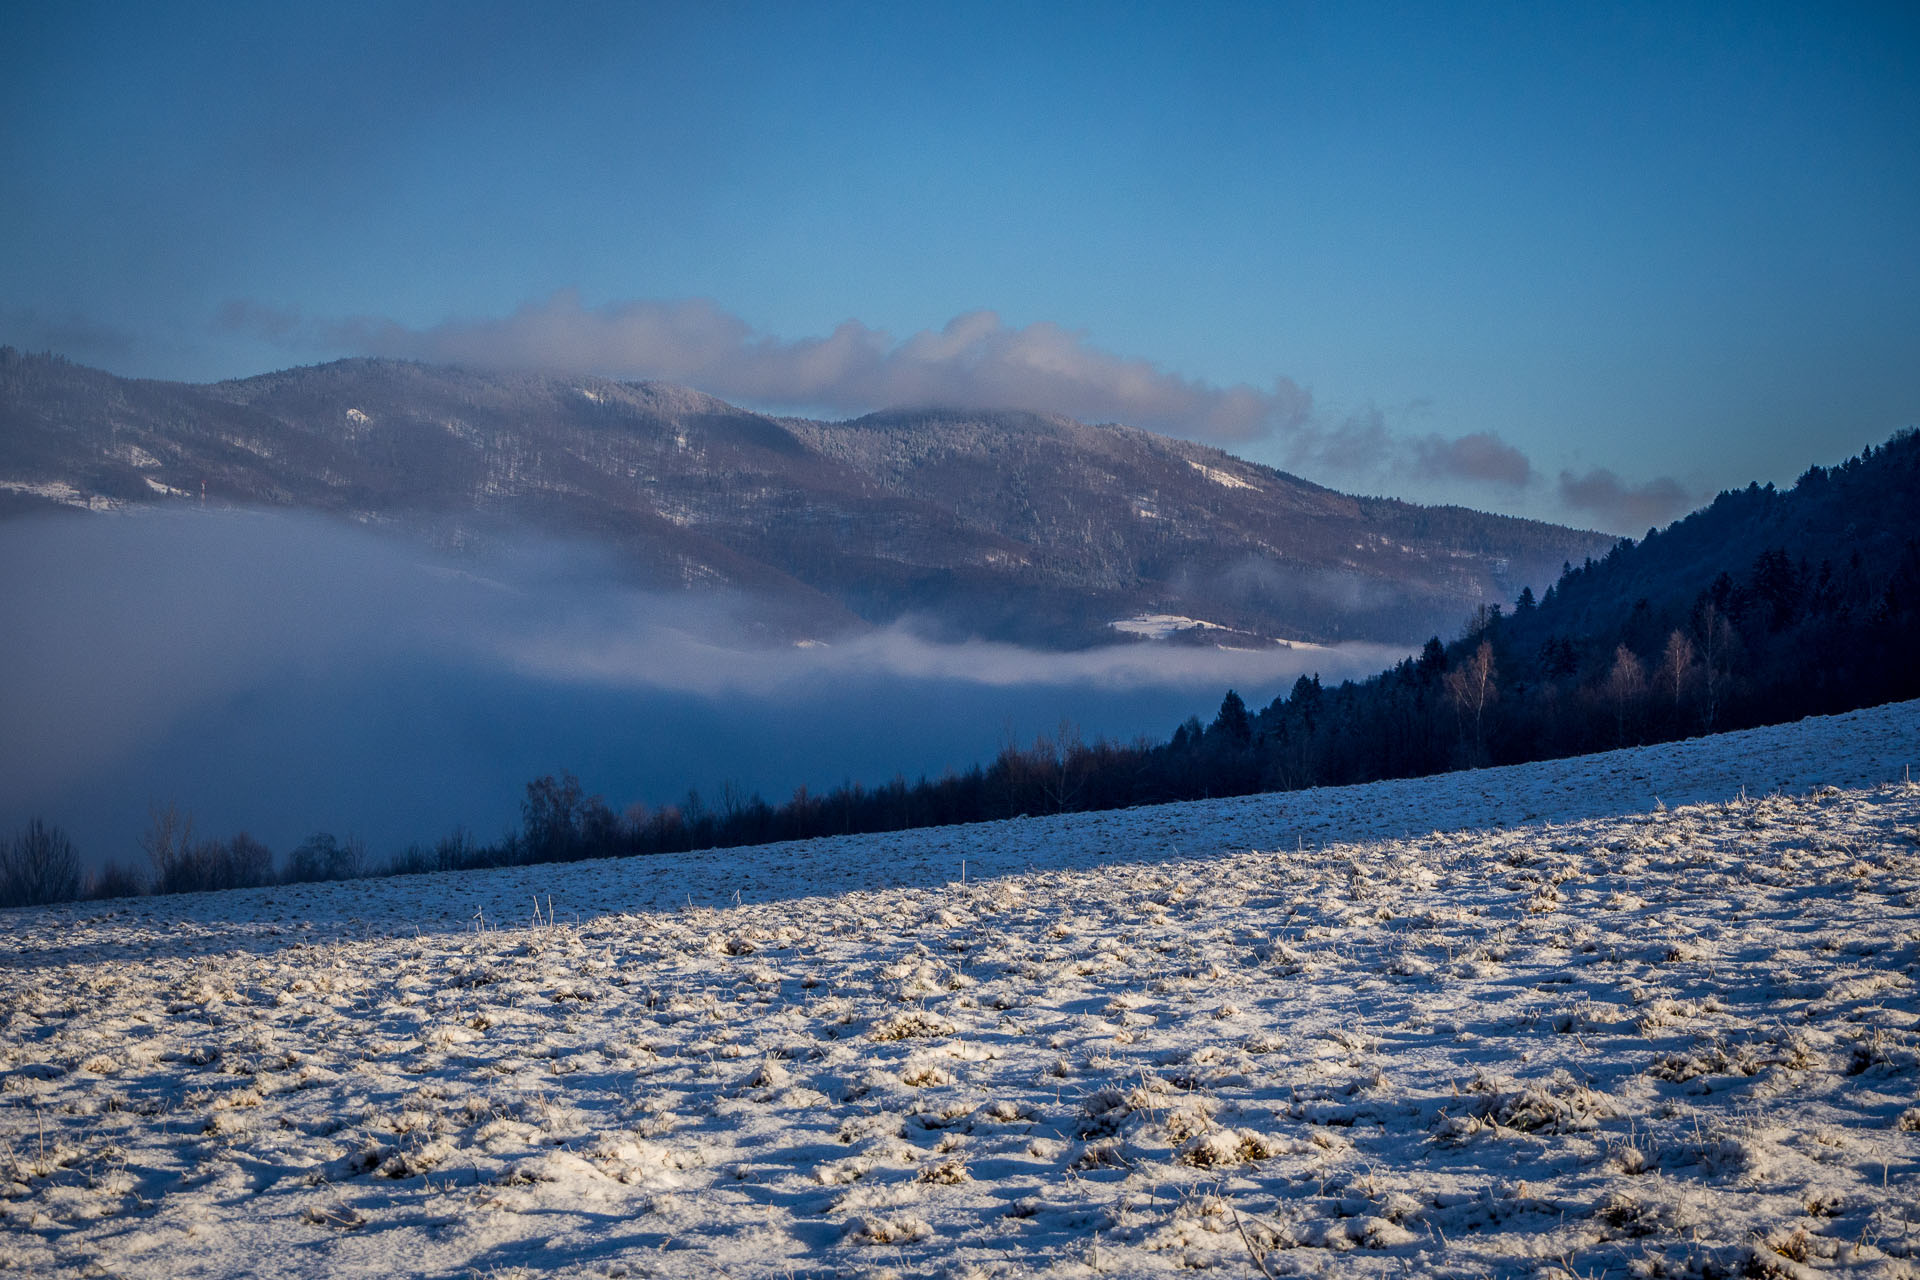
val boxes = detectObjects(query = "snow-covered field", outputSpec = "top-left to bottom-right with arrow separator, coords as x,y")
4,704 -> 1919,1278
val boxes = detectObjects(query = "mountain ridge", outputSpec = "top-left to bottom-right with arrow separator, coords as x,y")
0,347 -> 1614,648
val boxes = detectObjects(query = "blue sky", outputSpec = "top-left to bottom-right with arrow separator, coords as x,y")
4,1 -> 1917,530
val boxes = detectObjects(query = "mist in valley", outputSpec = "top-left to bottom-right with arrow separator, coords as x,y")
0,511 -> 1406,869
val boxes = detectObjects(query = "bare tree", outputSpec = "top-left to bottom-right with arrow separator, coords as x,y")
1695,600 -> 1736,731
434,826 -> 478,872
1604,644 -> 1648,745
341,834 -> 369,880
523,773 -> 586,861
1,819 -> 83,907
1443,639 -> 1498,764
85,861 -> 146,900
1653,628 -> 1696,730
224,833 -> 275,888
288,831 -> 364,883
1036,720 -> 1090,814
140,802 -> 195,893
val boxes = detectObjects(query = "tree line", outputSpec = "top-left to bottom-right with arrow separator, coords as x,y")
6,431 -> 1916,910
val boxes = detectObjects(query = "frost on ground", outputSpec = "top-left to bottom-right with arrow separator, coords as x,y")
2,705 -> 1918,1278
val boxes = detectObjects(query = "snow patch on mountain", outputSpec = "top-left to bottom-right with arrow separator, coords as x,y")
1188,458 -> 1261,490
1110,613 -> 1233,639
0,479 -> 120,510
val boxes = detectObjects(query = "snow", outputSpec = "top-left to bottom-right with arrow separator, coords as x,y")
4,700 -> 1920,1278
0,479 -> 121,511
1187,460 -> 1261,492
1110,613 -> 1233,640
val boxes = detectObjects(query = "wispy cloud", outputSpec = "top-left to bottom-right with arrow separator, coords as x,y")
1413,431 -> 1534,488
503,610 -> 1405,701
1284,407 -> 1534,494
226,291 -> 1312,445
1556,467 -> 1694,534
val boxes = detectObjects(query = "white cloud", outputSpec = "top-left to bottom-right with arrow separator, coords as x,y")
322,291 -> 1312,444
1556,467 -> 1695,534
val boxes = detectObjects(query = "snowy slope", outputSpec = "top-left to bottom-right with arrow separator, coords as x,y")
10,700 -> 1920,964
3,702 -> 1918,1278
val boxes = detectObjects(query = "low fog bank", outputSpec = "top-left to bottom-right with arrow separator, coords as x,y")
0,511 -> 1405,868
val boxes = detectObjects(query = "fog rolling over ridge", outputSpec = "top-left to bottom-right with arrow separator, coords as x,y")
0,511 -> 1407,866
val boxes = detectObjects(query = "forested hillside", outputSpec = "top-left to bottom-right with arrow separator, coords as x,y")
556,428 -> 1920,857
0,347 -> 1607,647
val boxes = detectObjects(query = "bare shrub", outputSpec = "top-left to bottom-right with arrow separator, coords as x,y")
140,801 -> 195,892
143,805 -> 276,893
85,860 -> 147,900
0,819 -> 83,907
286,832 -> 367,883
